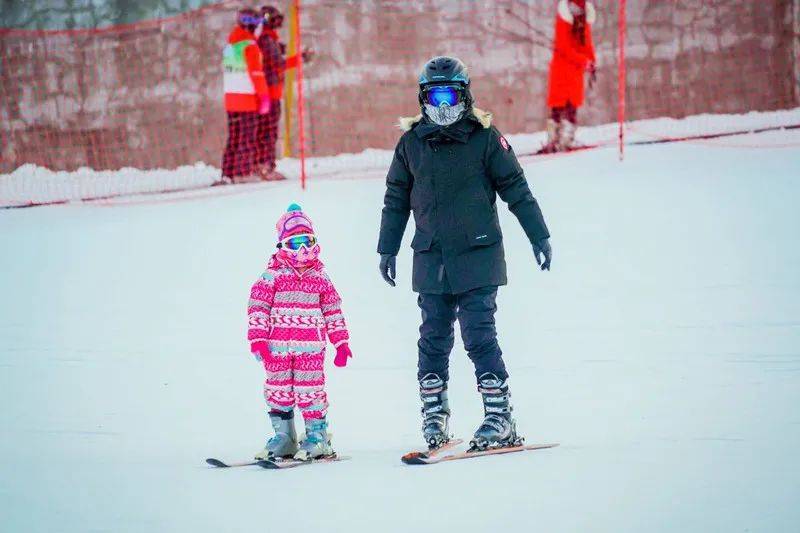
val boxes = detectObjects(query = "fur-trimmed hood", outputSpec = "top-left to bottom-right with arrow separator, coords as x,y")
557,0 -> 596,25
398,107 -> 493,132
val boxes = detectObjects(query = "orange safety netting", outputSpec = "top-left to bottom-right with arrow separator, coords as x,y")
1,0 -> 798,178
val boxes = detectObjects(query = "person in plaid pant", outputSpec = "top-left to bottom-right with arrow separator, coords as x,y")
221,8 -> 271,183
254,6 -> 312,181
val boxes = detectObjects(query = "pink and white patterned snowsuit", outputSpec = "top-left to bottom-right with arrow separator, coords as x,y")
248,254 -> 349,420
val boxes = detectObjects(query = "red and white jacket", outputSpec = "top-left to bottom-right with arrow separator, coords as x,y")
547,0 -> 597,109
223,26 -> 269,112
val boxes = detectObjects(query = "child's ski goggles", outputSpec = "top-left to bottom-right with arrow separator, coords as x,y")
278,234 -> 317,251
423,84 -> 465,107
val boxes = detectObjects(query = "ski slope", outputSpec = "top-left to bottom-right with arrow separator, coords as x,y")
1,130 -> 799,532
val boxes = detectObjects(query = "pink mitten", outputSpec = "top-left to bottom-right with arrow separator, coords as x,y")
258,95 -> 272,115
251,341 -> 270,362
333,343 -> 352,368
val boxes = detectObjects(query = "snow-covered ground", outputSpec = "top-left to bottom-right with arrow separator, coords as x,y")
1,128 -> 799,533
2,107 -> 799,208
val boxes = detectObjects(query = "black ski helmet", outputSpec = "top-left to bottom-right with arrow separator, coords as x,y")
260,5 -> 284,29
418,56 -> 473,108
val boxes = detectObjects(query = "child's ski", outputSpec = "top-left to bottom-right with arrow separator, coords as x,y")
256,454 -> 351,469
205,458 -> 259,468
400,438 -> 464,465
402,442 -> 559,466
207,454 -> 352,469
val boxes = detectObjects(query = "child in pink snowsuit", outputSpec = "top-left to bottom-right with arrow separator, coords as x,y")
248,203 -> 352,461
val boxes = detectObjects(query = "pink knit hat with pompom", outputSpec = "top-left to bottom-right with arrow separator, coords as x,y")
276,203 -> 315,241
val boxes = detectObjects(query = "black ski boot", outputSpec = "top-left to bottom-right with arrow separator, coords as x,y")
469,373 -> 523,451
419,373 -> 451,449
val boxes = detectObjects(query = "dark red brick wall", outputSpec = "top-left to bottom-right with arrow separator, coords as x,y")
1,1 -> 796,172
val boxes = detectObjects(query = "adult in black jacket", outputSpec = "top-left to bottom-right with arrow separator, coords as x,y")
377,56 -> 552,451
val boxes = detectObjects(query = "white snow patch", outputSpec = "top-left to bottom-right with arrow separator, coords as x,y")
2,108 -> 799,208
0,162 -> 219,207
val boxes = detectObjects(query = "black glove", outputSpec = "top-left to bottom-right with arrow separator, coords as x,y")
587,62 -> 597,90
379,254 -> 397,287
533,238 -> 552,271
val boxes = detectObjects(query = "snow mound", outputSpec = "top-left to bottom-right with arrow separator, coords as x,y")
2,108 -> 799,208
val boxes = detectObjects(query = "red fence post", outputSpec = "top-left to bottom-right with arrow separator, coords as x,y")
618,0 -> 626,161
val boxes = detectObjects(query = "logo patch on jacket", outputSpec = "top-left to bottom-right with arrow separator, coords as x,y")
499,136 -> 510,151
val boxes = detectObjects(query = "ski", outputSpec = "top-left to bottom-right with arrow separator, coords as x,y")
402,442 -> 559,466
205,458 -> 259,468
400,438 -> 464,465
256,454 -> 350,470
526,144 -> 600,157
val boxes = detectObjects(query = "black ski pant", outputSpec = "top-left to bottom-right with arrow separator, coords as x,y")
417,286 -> 507,383
551,102 -> 577,124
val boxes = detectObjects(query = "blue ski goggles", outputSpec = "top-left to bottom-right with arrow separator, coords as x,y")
423,85 -> 464,107
238,14 -> 263,26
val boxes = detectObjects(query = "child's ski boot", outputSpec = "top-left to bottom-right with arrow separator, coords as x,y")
419,373 -> 451,449
294,418 -> 334,461
255,410 -> 298,460
469,373 -> 523,451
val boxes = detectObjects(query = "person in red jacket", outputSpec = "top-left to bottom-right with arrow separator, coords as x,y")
539,0 -> 596,153
221,8 -> 271,183
253,5 -> 311,181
